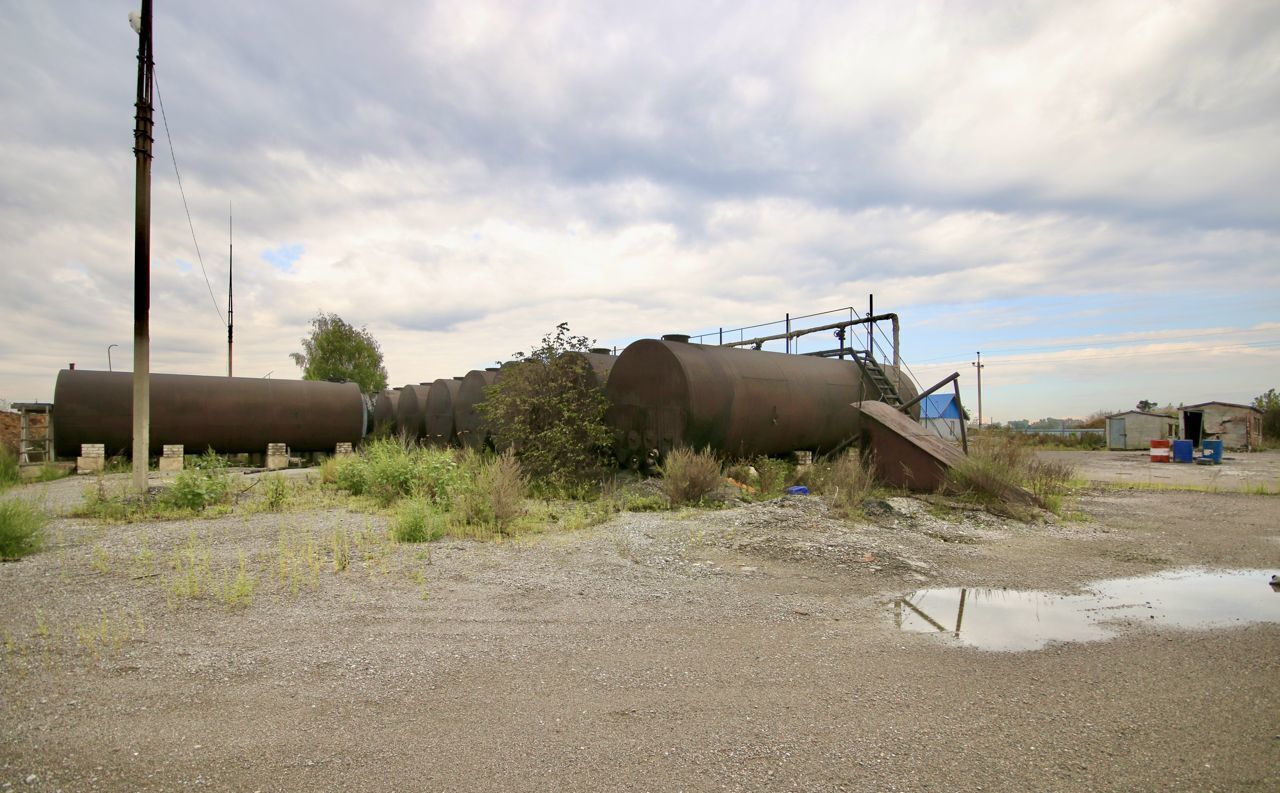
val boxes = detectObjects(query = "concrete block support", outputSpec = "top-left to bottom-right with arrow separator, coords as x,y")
77,444 -> 105,475
158,444 -> 184,472
266,443 -> 289,471
335,442 -> 355,458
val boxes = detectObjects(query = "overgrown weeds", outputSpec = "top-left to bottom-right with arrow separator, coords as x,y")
454,449 -> 528,535
166,451 -> 232,511
394,500 -> 448,543
0,446 -> 19,490
332,438 -> 461,506
823,449 -> 878,515
942,433 -> 1074,514
0,499 -> 46,559
658,447 -> 721,506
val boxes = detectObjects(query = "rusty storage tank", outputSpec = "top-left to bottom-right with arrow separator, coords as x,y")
52,369 -> 365,458
604,339 -> 917,464
454,368 -> 500,450
372,388 -> 402,434
560,348 -> 616,390
424,377 -> 463,447
395,383 -> 432,442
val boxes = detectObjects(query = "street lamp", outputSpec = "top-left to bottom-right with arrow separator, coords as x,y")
107,343 -> 119,372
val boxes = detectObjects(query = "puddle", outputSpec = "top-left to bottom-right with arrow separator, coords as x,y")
893,568 -> 1280,652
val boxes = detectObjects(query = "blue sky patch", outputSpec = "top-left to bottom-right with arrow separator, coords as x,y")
262,244 -> 304,273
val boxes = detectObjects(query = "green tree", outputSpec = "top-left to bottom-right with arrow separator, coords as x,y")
479,323 -> 613,492
1136,399 -> 1157,412
290,312 -> 388,395
1253,388 -> 1280,439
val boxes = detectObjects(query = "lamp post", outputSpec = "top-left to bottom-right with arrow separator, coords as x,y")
130,1 -> 154,491
107,343 -> 118,372
972,352 -> 985,429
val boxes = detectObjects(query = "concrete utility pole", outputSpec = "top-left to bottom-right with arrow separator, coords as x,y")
131,1 -> 154,492
972,352 -> 985,429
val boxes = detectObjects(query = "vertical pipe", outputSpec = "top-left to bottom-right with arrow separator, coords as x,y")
785,313 -> 790,354
227,203 -> 233,377
867,293 -> 873,360
954,377 -> 969,455
718,327 -> 722,346
132,0 -> 154,491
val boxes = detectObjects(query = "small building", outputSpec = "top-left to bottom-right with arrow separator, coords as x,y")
919,394 -> 964,443
1106,411 -> 1179,450
1179,402 -> 1263,451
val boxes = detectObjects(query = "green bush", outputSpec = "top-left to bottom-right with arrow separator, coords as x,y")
394,500 -> 448,543
331,439 -> 462,506
752,456 -> 792,499
164,452 -> 231,511
0,446 -> 18,490
478,323 -> 614,493
658,447 -> 722,506
0,499 -> 47,559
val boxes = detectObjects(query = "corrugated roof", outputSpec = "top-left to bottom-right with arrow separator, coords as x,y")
1180,401 -> 1261,413
920,393 -> 961,420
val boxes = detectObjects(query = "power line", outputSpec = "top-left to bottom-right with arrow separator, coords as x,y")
910,326 -> 1279,365
913,339 -> 1280,370
153,67 -> 226,329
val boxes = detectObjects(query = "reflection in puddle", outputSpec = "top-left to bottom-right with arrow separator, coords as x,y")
894,569 -> 1280,652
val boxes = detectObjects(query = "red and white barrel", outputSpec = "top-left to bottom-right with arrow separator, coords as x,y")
1149,439 -> 1171,463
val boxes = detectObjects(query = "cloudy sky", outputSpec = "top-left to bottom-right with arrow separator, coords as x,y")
2,0 -> 1277,422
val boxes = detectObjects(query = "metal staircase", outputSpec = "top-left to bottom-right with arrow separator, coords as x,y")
851,353 -> 903,408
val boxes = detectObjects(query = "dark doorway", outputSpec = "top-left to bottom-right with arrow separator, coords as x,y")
1184,410 -> 1204,448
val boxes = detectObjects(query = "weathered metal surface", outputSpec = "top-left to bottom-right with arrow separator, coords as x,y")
395,383 -> 430,442
454,369 -> 499,450
52,369 -> 365,458
372,388 -> 401,433
604,340 -> 917,465
852,401 -> 965,492
561,351 -> 616,390
424,378 -> 462,447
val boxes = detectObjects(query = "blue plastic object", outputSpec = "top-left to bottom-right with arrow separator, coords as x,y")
1201,439 -> 1223,464
784,485 -> 810,495
1171,439 -> 1194,463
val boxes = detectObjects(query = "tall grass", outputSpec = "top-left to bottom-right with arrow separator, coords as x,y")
944,433 -> 1074,513
658,447 -> 722,506
823,449 -> 878,515
454,449 -> 527,534
0,446 -> 19,490
0,499 -> 46,559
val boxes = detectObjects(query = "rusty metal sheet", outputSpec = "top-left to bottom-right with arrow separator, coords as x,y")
424,378 -> 462,447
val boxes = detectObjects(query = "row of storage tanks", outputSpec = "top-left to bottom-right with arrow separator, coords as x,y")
52,336 -> 917,465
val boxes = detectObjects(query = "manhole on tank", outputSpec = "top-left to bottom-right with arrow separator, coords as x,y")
891,568 -> 1280,652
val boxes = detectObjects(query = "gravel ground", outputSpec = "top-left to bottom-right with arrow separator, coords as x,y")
1040,448 -> 1280,493
1,470 -> 1277,792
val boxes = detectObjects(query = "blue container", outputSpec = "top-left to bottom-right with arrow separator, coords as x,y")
1201,439 -> 1223,464
1171,439 -> 1194,463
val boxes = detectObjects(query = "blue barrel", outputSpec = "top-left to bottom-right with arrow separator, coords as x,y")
1201,439 -> 1223,463
1171,439 -> 1194,463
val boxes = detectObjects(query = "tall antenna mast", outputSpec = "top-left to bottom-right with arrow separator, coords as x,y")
227,202 -> 233,377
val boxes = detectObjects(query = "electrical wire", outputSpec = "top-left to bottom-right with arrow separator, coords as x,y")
154,67 -> 226,329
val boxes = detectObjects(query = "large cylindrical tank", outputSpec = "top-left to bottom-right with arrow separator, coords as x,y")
52,369 -> 366,458
373,388 -> 402,433
604,340 -> 917,464
423,378 -> 462,447
561,350 -> 616,390
395,383 -> 430,442
454,369 -> 499,450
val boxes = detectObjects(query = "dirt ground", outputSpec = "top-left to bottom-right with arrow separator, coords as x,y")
1,467 -> 1278,792
1040,448 -> 1280,492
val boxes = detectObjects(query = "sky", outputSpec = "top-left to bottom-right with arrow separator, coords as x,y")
1,0 -> 1277,424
